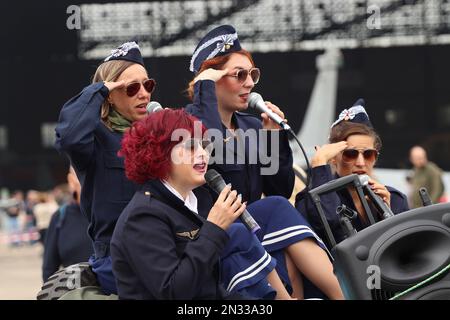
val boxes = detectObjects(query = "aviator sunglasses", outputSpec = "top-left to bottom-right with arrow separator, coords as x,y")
125,79 -> 156,97
342,148 -> 379,163
226,68 -> 261,84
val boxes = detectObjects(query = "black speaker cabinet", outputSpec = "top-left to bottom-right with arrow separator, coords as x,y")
332,202 -> 450,300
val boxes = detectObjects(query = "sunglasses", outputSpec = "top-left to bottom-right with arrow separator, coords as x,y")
342,148 -> 379,163
125,79 -> 156,97
226,68 -> 260,84
179,138 -> 213,154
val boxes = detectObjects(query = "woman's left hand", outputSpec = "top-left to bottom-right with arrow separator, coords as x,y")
261,102 -> 287,130
368,178 -> 391,208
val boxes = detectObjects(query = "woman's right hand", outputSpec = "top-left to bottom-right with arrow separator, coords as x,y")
194,68 -> 229,83
207,184 -> 247,231
103,80 -> 126,92
311,141 -> 348,167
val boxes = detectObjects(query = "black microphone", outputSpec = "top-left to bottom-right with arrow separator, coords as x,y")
204,169 -> 261,233
419,187 -> 433,206
248,92 -> 291,130
358,175 -> 394,219
146,101 -> 163,114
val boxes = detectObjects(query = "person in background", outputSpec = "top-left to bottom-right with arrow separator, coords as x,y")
296,100 -> 409,246
42,166 -> 93,282
23,190 -> 41,245
2,191 -> 26,247
408,145 -> 445,208
34,191 -> 59,246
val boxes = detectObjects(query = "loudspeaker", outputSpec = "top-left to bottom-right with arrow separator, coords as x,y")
332,202 -> 450,300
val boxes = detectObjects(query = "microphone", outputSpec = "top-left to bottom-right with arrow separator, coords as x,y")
419,187 -> 433,206
248,92 -> 291,130
146,101 -> 163,114
204,169 -> 261,233
358,175 -> 394,220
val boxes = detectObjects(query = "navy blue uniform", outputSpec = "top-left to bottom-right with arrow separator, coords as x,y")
111,180 -> 278,300
185,80 -> 295,204
42,203 -> 93,282
185,80 -> 331,298
55,82 -> 139,293
295,165 -> 410,246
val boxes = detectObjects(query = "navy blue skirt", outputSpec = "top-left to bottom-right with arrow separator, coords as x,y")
248,196 -> 330,290
220,223 -> 277,299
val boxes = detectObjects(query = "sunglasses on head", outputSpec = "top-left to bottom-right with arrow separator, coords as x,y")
342,148 -> 379,163
226,68 -> 260,84
180,138 -> 213,154
125,79 -> 156,97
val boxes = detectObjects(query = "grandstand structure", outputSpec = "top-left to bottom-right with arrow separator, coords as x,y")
77,0 -> 450,59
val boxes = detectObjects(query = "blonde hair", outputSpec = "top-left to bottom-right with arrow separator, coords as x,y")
92,60 -> 135,125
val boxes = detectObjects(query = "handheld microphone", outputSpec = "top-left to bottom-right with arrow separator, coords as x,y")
146,101 -> 163,114
358,175 -> 394,219
204,169 -> 261,233
248,92 -> 291,130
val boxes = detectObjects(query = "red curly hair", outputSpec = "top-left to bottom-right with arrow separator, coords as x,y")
119,109 -> 206,184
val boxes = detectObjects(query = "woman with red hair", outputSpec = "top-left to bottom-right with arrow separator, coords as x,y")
111,108 -> 295,299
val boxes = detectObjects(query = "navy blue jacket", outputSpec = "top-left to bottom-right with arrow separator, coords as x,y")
42,203 -> 93,281
55,82 -> 139,249
295,165 -> 410,246
185,80 -> 294,204
111,180 -> 241,300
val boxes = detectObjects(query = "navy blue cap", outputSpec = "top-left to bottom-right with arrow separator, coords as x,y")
189,25 -> 242,73
331,98 -> 373,128
103,41 -> 144,66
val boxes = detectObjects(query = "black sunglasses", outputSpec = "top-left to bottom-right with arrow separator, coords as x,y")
342,148 -> 379,163
125,79 -> 156,97
226,68 -> 260,84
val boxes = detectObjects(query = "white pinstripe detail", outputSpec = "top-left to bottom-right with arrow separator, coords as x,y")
226,251 -> 272,292
263,225 -> 313,240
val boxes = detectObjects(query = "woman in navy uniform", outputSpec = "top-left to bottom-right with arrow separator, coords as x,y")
185,25 -> 344,299
295,101 -> 409,246
55,42 -> 156,294
111,109 -> 296,299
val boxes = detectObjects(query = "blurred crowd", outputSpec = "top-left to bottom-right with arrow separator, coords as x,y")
0,185 -> 70,247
